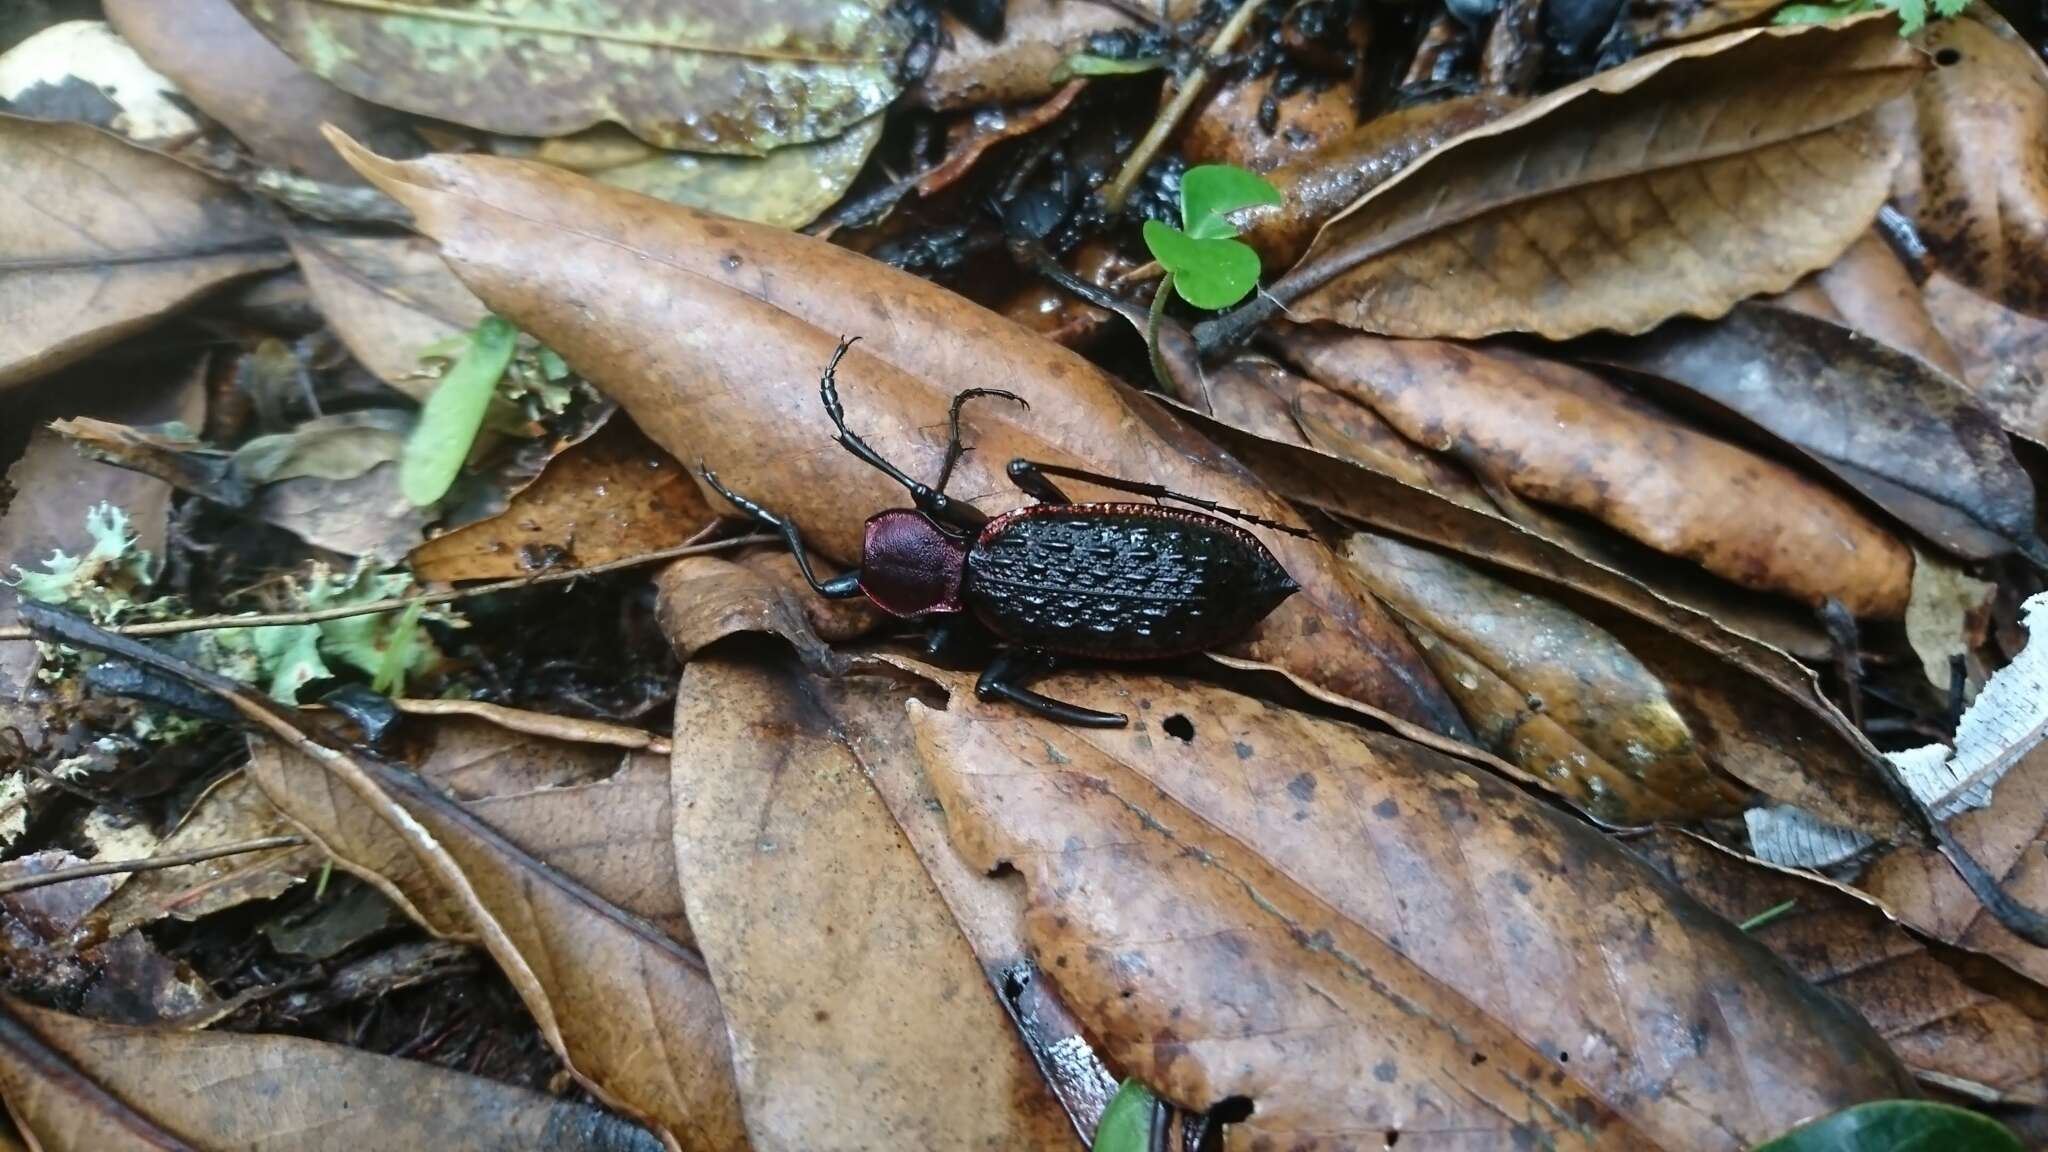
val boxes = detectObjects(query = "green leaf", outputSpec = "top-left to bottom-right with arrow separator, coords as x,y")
400,314 -> 518,507
1091,1080 -> 1161,1152
1753,1100 -> 2022,1152
1143,220 -> 1263,310
372,600 -> 426,696
1932,0 -> 1968,16
1180,164 -> 1282,240
1052,53 -> 1167,81
1895,0 -> 1929,34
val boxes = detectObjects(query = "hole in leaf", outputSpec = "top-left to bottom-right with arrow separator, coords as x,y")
1385,1132 -> 1401,1148
1163,714 -> 1195,741
1934,47 -> 1962,65
1209,1096 -> 1254,1124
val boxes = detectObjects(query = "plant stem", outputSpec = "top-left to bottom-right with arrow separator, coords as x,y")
1100,0 -> 1275,213
0,835 -> 308,896
1146,274 -> 1176,391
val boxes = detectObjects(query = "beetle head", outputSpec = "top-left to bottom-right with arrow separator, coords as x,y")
857,509 -> 969,617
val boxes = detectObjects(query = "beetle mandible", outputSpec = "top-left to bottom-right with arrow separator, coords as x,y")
700,338 -> 1305,728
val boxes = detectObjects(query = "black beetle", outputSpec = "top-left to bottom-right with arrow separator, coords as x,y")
701,339 -> 1306,728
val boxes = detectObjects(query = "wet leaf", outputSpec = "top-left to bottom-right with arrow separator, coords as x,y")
669,654 -> 1074,1149
1268,20 -> 1924,340
1605,303 -> 2040,562
89,771 -> 317,939
1180,164 -> 1282,240
902,661 -> 1915,1149
332,130 -> 1469,736
105,0 -> 416,183
0,114 -> 288,390
1639,830 -> 2048,1106
288,229 -> 489,391
1143,220 -> 1263,309
917,79 -> 1086,196
231,409 -> 412,485
1179,73 -> 1362,178
411,418 -> 712,582
911,0 -> 1195,109
1279,330 -> 1916,617
0,999 -> 666,1151
234,0 -> 906,155
1627,0 -> 1785,49
0,20 -> 196,146
402,314 -> 517,506
1753,1100 -> 2022,1152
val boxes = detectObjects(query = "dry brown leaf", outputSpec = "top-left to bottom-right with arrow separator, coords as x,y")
1777,230 -> 1966,379
331,131 -> 1469,735
1626,0 -> 1783,49
102,0 -> 416,183
1923,272 -> 2048,442
287,228 -> 488,392
1637,831 -> 2048,1105
89,771 -> 317,939
1286,372 -> 1501,513
1202,358 -> 1309,446
653,554 -> 842,673
902,662 -> 1914,1150
911,0 -> 1193,109
1281,329 -> 1915,617
245,726 -> 740,1150
0,115 -> 288,390
670,654 -> 1075,1150
411,418 -> 711,581
1345,531 -> 1749,824
0,998 -> 666,1151
1267,20 -> 1924,340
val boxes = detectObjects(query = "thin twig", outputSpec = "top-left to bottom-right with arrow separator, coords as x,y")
0,533 -> 777,643
1100,0 -> 1275,213
0,835 -> 307,897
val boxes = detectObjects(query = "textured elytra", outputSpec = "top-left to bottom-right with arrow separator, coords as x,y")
963,504 -> 1296,658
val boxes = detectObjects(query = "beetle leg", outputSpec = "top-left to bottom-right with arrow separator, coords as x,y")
1005,459 -> 1311,538
816,337 -> 989,533
699,466 -> 865,600
976,650 -> 1128,728
935,388 -> 1029,496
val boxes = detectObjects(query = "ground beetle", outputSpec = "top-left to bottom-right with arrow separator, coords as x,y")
702,339 -> 1305,728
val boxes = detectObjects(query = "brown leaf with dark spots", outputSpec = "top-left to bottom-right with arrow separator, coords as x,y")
1923,272 -> 2048,442
331,132 -> 1468,736
1606,303 -> 2039,562
288,228 -> 487,392
1269,20 -> 1924,340
1178,74 -> 1362,177
903,662 -> 1915,1150
1286,372 -> 1501,513
0,115 -> 288,390
670,654 -> 1075,1150
1280,329 -> 1916,617
1637,830 -> 2048,1106
0,998 -> 667,1151
918,79 -> 1086,197
1345,531 -> 1750,824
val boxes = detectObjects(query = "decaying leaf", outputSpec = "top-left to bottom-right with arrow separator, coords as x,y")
1268,20 -> 1924,340
0,20 -> 196,147
234,0 -> 907,154
0,114 -> 288,390
911,0 -> 1193,109
653,555 -> 841,673
331,130 -> 1471,736
1779,229 -> 1965,380
1923,272 -> 2048,441
670,655 -> 1074,1149
903,661 -> 1914,1149
1280,329 -> 1916,617
1178,73 -> 1362,177
0,999 -> 666,1151
287,228 -> 488,391
1903,550 -> 1994,692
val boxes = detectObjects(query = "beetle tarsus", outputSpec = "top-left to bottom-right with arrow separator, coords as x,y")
699,465 -> 865,600
976,649 -> 1128,728
936,388 -> 1030,495
1006,459 -> 1312,538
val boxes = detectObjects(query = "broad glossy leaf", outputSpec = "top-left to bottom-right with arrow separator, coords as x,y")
235,0 -> 905,154
1143,221 -> 1263,309
1180,164 -> 1280,239
1753,1100 -> 2022,1152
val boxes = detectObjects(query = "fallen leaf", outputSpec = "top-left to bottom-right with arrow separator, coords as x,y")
0,114 -> 289,390
911,0 -> 1193,109
1344,531 -> 1750,824
918,79 -> 1086,196
89,771 -> 317,940
0,853 -> 219,1026
1267,20 -> 1924,340
331,131 -> 1470,736
1280,329 -> 1916,617
1286,371 -> 1502,512
287,228 -> 488,391
653,554 -> 842,673
232,409 -> 411,485
1892,12 -> 2048,321
1637,830 -> 2048,1106
0,998 -> 667,1151
669,653 -> 1075,1149
234,0 -> 906,154
104,0 -> 417,183
1777,229 -> 1966,380
252,461 -> 432,563
1178,73 -> 1361,177
0,20 -> 196,146
410,418 -> 712,582
1626,0 -> 1783,48
903,662 -> 1915,1149
1605,303 -> 2040,563
1922,272 -> 2048,442
1903,551 -> 1994,692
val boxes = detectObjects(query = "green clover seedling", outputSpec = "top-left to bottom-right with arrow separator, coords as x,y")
1772,0 -> 1963,37
1142,164 -> 1282,310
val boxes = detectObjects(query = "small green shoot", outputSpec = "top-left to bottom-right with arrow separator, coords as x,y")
1737,898 -> 1797,932
1091,1079 -> 1163,1152
1753,1100 -> 2021,1152
1142,164 -> 1281,310
1054,53 -> 1167,81
400,313 -> 519,507
1772,0 -> 1965,38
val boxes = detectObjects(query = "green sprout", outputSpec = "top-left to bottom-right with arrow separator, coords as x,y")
400,313 -> 520,507
1090,1080 -> 1163,1152
1773,0 -> 1964,37
1142,164 -> 1282,310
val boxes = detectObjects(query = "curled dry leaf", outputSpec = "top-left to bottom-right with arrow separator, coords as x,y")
1280,329 -> 1915,618
1345,531 -> 1750,824
1637,831 -> 2048,1106
0,114 -> 288,390
234,0 -> 905,155
903,662 -> 1914,1150
410,418 -> 713,583
103,0 -> 415,183
245,725 -> 741,1150
1607,303 -> 2039,562
287,227 -> 487,391
331,132 -> 1469,735
1625,0 -> 1783,50
1265,20 -> 1924,340
654,554 -> 842,674
1892,12 -> 2048,321
0,998 -> 666,1151
917,79 -> 1086,197
89,771 -> 317,940
669,654 -> 1074,1150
